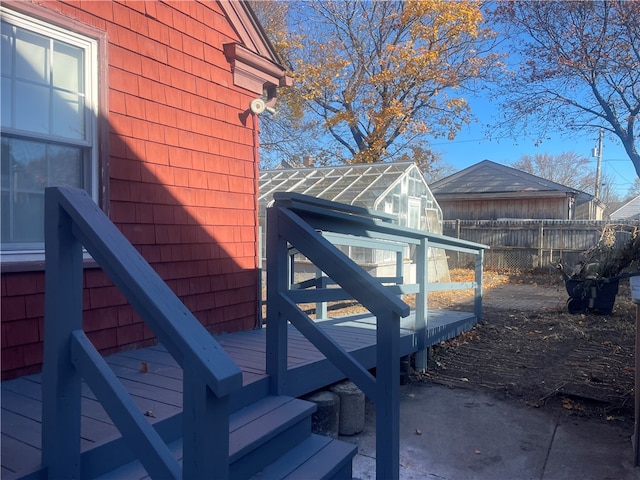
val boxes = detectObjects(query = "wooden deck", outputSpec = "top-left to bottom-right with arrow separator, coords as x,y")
1,308 -> 476,480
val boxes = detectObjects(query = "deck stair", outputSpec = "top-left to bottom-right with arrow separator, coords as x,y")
230,395 -> 355,479
25,187 -> 485,479
33,187 -> 365,480
93,395 -> 357,480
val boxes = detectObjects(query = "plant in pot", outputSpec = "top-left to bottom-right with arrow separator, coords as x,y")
556,226 -> 640,314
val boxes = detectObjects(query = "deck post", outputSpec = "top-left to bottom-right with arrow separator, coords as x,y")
395,250 -> 403,283
538,222 -> 544,269
474,249 -> 484,323
288,246 -> 295,288
183,366 -> 230,479
42,188 -> 83,478
414,238 -> 429,372
376,311 -> 400,480
266,207 -> 289,395
315,266 -> 328,319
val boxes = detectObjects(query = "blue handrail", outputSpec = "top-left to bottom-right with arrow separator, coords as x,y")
265,192 -> 487,480
42,187 -> 242,479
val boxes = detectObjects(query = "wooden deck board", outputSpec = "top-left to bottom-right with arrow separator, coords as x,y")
106,355 -> 184,381
2,377 -> 41,402
1,434 -> 41,476
0,308 -> 476,480
113,348 -> 180,369
1,410 -> 42,450
1,389 -> 42,421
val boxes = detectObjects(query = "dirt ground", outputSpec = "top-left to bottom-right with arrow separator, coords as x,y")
414,269 -> 638,428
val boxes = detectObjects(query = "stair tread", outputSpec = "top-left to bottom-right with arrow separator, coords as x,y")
230,396 -> 315,461
94,395 -> 318,479
251,434 -> 358,480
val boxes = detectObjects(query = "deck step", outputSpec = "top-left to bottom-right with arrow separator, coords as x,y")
230,395 -> 316,479
251,434 -> 357,480
94,395 -> 323,479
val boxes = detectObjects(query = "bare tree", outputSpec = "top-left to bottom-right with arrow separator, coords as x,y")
512,151 -> 619,209
395,146 -> 454,184
625,178 -> 640,200
511,152 -> 594,192
492,1 -> 640,178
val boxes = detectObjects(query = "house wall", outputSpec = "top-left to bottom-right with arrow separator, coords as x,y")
1,1 -> 261,379
576,201 -> 604,221
438,197 -> 569,220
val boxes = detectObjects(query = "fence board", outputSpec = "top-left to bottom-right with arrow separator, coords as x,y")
444,219 -> 638,270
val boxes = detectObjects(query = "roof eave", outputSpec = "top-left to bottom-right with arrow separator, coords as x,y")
219,1 -> 292,94
434,191 -> 577,201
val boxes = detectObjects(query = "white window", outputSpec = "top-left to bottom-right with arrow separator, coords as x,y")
1,7 -> 98,258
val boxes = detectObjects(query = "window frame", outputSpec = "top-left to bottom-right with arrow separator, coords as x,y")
0,3 -> 108,271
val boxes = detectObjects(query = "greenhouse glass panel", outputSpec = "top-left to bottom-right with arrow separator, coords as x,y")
259,161 -> 446,276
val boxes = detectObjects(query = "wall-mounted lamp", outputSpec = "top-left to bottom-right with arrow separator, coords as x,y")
250,98 -> 276,115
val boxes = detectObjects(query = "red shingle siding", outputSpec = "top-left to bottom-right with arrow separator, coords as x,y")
1,0 -> 262,379
2,273 -> 45,378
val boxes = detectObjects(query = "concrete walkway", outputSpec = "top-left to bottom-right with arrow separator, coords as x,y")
481,281 -> 568,313
348,382 -> 637,480
347,281 -> 638,479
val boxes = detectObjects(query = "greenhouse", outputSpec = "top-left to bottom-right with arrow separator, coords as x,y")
259,161 -> 449,282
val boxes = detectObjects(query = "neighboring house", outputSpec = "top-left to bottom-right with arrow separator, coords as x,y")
609,194 -> 640,221
259,161 -> 450,281
0,0 -> 289,380
430,160 -> 604,220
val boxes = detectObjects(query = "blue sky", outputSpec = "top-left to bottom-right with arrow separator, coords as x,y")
273,2 -> 640,198
430,93 -> 638,200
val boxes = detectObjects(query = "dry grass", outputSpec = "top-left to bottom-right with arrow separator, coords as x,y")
419,270 -> 638,424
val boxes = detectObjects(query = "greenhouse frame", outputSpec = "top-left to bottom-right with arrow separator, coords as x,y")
259,162 -> 450,282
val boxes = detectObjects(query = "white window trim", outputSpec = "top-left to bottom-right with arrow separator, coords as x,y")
1,7 -> 99,265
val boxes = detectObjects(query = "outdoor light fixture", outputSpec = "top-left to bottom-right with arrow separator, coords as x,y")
250,98 -> 276,115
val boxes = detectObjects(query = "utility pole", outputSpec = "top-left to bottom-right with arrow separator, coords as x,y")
594,128 -> 603,200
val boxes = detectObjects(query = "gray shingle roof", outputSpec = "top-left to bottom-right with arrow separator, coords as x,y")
430,160 -> 582,195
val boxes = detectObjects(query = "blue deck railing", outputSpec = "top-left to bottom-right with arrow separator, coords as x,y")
265,192 -> 487,480
42,187 -> 243,479
41,187 -> 486,480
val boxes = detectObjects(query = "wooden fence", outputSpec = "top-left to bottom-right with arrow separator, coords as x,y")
443,219 -> 639,271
